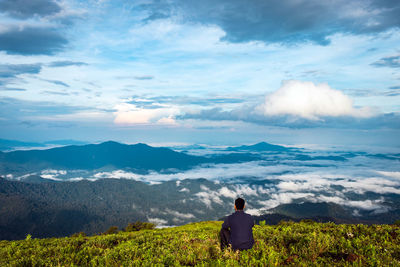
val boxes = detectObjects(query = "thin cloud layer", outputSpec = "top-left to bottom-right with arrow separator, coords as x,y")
0,97 -> 108,126
372,54 -> 400,68
48,61 -> 88,67
0,64 -> 42,90
0,64 -> 42,78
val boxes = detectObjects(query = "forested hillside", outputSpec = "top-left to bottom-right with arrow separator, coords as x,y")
2,177 -> 400,240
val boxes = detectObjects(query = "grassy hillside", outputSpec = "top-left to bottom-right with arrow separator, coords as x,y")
1,221 -> 399,266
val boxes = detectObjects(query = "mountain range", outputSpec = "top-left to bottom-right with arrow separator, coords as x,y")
0,141 -> 261,177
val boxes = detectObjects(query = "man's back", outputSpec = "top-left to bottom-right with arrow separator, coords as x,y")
222,210 -> 254,250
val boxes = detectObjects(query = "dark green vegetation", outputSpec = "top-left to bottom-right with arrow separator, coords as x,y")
0,177 -> 226,240
1,221 -> 399,266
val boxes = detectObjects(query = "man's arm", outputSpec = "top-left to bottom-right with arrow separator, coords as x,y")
221,216 -> 230,229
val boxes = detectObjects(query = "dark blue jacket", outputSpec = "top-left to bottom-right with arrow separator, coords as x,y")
222,210 -> 254,250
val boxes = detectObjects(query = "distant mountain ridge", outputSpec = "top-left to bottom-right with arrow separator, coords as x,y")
0,141 -> 203,172
0,141 -> 261,176
0,139 -> 45,151
0,138 -> 87,151
227,142 -> 293,152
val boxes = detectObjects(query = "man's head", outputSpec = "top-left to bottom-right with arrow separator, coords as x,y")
234,198 -> 245,211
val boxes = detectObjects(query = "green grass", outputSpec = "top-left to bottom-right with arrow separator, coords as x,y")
1,221 -> 399,266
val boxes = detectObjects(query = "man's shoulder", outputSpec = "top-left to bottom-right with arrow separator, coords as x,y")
230,211 -> 253,218
243,212 -> 253,218
223,212 -> 234,221
227,212 -> 235,219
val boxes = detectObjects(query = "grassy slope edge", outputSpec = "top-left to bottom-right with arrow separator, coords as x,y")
0,221 -> 399,266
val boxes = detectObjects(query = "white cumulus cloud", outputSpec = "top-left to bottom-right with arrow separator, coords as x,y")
258,80 -> 374,120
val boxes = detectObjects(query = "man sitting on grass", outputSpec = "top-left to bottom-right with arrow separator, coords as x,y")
220,197 -> 254,251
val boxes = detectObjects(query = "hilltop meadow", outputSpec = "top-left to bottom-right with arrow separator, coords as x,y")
1,220 -> 399,266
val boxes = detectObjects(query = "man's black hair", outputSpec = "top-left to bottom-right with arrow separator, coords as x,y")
235,198 -> 245,210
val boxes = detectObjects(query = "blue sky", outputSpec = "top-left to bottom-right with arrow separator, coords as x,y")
0,0 -> 399,148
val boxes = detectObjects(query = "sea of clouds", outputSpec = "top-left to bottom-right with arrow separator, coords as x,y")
12,145 -> 399,217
